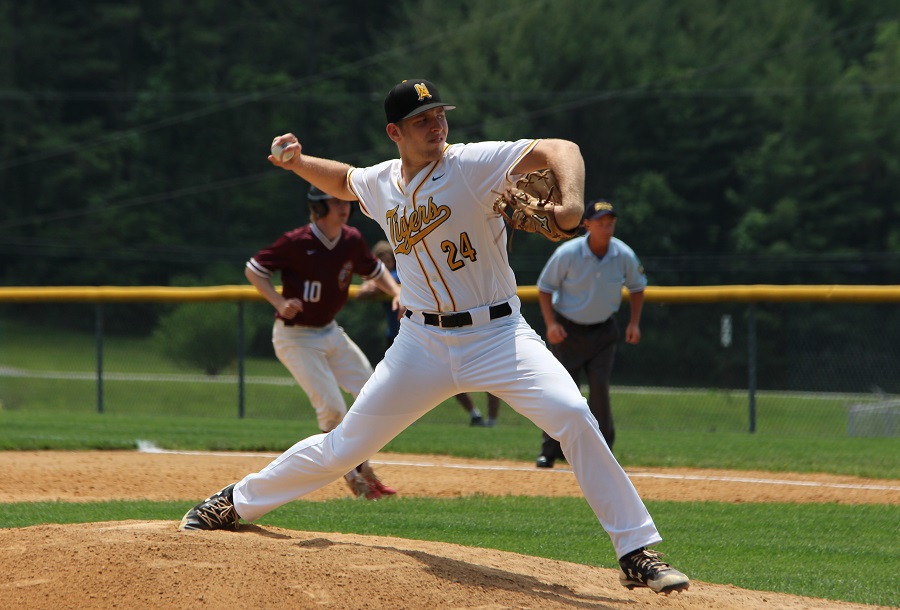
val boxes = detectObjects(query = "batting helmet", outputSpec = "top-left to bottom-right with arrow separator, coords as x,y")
307,185 -> 331,219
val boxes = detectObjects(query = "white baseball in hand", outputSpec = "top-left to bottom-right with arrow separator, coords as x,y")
271,143 -> 295,163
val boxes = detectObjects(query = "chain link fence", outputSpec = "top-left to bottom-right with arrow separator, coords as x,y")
1,286 -> 898,438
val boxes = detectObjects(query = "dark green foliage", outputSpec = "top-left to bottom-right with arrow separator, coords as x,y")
153,302 -> 237,375
3,0 -> 900,379
3,0 -> 900,287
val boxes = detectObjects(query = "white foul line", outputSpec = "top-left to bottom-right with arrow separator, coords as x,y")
622,471 -> 899,491
136,442 -> 900,493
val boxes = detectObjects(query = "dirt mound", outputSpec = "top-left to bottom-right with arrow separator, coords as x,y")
1,520 -> 888,610
1,451 -> 897,609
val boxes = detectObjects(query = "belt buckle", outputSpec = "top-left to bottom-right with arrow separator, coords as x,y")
438,314 -> 448,329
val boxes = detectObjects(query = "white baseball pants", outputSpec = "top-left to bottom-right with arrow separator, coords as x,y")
235,301 -> 662,558
272,320 -> 373,432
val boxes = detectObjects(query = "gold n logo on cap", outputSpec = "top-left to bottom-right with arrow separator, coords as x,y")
414,83 -> 432,101
594,201 -> 613,212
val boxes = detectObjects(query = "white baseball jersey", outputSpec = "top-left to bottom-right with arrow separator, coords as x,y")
348,139 -> 537,314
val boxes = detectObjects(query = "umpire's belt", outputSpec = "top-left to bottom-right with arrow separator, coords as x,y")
404,302 -> 512,329
556,313 -> 612,330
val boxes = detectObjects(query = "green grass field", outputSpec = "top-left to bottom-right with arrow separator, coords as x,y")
0,408 -> 897,478
1,320 -> 899,605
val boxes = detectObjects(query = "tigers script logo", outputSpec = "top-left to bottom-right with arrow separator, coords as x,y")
387,197 -> 450,255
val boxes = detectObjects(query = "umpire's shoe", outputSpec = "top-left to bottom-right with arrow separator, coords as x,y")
618,547 -> 689,594
535,455 -> 555,468
178,483 -> 240,531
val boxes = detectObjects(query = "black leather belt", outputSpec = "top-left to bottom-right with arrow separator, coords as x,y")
404,302 -> 512,329
557,313 -> 611,330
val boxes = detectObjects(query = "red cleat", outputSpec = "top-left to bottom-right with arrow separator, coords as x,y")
346,475 -> 382,500
367,477 -> 397,496
358,462 -> 397,496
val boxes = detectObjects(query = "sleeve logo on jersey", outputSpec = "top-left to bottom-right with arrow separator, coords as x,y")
414,83 -> 432,101
386,196 -> 450,255
338,261 -> 353,291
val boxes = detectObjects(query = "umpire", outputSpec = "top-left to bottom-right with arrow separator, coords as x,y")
535,199 -> 646,465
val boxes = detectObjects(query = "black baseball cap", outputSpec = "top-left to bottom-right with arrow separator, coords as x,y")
584,199 -> 617,221
384,79 -> 456,124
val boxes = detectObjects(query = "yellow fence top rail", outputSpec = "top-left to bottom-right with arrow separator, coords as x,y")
1,285 -> 900,303
0,285 -> 262,303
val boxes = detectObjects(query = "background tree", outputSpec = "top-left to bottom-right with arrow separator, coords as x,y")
2,0 -> 900,377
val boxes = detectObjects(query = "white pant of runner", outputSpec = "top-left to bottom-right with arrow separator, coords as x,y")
235,301 -> 662,558
272,320 -> 373,432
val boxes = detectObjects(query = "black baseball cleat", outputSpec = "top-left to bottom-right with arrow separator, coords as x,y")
618,547 -> 689,594
535,455 -> 555,468
178,483 -> 240,531
470,415 -> 485,426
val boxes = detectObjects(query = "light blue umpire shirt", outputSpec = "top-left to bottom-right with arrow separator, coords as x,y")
536,234 -> 647,325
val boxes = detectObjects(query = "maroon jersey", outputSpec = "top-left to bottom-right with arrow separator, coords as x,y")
247,224 -> 383,327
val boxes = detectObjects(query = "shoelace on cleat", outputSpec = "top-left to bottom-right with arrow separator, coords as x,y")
625,550 -> 671,580
196,496 -> 237,528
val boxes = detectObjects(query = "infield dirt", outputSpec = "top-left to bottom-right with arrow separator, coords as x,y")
1,450 -> 897,609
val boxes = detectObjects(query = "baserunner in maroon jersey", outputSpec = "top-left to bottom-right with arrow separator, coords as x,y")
244,185 -> 402,500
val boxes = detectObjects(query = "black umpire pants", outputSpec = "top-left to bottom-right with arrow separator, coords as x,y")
542,313 -> 620,457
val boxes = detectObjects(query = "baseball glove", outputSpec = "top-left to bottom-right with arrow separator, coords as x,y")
493,169 -> 580,244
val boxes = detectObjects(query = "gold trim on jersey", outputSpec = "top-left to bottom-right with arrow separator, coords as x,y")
396,157 -> 458,312
505,139 -> 540,184
412,241 -> 445,311
419,229 -> 457,312
411,160 -> 440,202
346,169 -> 370,217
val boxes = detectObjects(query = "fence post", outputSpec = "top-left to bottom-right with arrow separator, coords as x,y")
95,303 -> 104,414
747,303 -> 757,433
237,301 -> 245,419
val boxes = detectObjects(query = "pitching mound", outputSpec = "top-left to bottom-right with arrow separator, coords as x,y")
1,451 -> 897,609
1,520 -> 887,610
